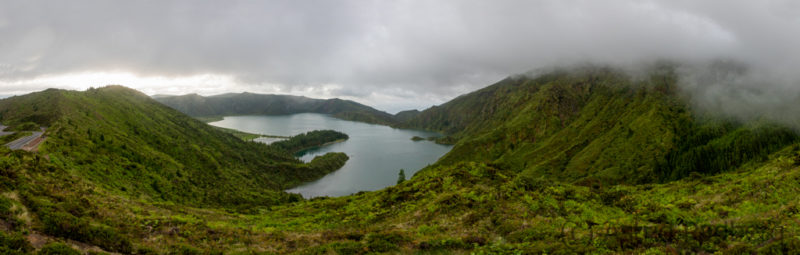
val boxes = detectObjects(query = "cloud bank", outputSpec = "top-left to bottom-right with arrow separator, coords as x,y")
1,0 -> 799,112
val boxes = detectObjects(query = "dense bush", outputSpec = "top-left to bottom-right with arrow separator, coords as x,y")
657,123 -> 798,181
0,231 -> 32,255
39,210 -> 132,253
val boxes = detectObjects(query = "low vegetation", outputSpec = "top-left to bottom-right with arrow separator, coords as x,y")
3,122 -> 40,132
2,66 -> 800,253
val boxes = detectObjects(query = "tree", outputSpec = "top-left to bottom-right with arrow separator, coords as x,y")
397,169 -> 406,184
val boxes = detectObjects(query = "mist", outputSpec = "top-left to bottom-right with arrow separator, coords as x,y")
677,60 -> 800,129
1,0 -> 800,113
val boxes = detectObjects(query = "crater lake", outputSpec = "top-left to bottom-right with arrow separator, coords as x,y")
209,113 -> 452,197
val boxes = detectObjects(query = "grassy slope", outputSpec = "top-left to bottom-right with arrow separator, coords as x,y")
0,86 -> 347,208
155,92 -> 398,126
3,66 -> 800,253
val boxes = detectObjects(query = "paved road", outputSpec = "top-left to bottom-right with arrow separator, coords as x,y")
5,131 -> 43,150
0,125 -> 13,137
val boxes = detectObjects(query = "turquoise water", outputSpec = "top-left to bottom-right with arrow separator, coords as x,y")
209,113 -> 452,197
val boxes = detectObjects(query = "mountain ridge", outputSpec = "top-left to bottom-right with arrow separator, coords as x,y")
154,92 -> 399,125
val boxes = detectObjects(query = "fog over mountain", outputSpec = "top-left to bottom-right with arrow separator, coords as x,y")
1,0 -> 799,112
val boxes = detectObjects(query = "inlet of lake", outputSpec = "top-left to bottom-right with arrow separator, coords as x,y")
209,113 -> 452,198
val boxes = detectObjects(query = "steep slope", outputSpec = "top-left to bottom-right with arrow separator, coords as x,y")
155,92 -> 398,125
404,66 -> 797,184
393,109 -> 421,123
0,86 -> 347,207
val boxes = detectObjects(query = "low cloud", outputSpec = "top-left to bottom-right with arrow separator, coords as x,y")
1,0 -> 799,112
678,60 -> 800,129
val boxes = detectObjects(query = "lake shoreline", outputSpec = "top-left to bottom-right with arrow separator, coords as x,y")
210,113 -> 453,198
294,139 -> 347,157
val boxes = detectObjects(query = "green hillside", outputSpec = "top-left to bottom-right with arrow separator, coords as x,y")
155,92 -> 398,125
3,66 -> 800,253
0,86 -> 347,208
404,66 -> 797,184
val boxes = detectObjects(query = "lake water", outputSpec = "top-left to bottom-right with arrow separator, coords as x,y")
209,114 -> 452,197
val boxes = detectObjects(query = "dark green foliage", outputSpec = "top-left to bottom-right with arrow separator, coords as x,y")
397,169 -> 406,184
155,92 -> 398,125
394,109 -> 420,122
0,196 -> 22,230
168,244 -> 203,255
37,242 -> 81,255
303,241 -> 364,255
433,136 -> 457,145
657,122 -> 798,181
38,210 -> 133,253
271,130 -> 348,153
302,152 -> 349,181
364,232 -> 406,252
0,231 -> 32,255
4,122 -> 40,131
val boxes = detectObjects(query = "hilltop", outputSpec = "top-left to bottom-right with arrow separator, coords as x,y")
154,92 -> 398,125
0,86 -> 348,208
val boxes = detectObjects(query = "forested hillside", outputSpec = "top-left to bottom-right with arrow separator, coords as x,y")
155,92 -> 398,125
403,66 -> 797,184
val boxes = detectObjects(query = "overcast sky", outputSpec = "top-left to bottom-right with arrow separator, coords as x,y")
1,0 -> 799,113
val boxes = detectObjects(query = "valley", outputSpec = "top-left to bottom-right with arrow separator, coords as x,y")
3,1 -> 798,254
1,66 -> 800,254
207,114 -> 451,197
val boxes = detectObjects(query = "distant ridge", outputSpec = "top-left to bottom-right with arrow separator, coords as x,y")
154,92 -> 399,125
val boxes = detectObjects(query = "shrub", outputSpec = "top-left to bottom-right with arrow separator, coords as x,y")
39,210 -> 133,253
365,232 -> 406,252
304,241 -> 364,255
6,122 -> 39,132
38,242 -> 81,255
0,231 -> 33,254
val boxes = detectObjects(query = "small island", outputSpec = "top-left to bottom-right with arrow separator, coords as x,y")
271,130 -> 349,153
